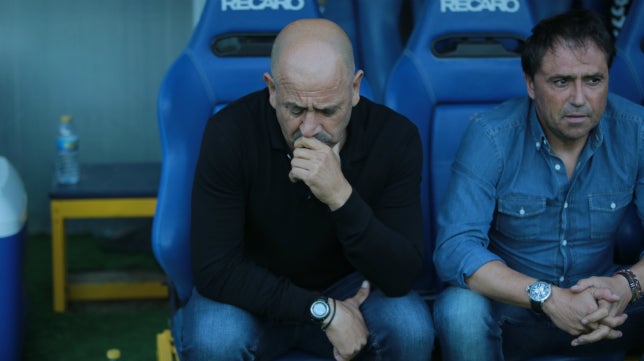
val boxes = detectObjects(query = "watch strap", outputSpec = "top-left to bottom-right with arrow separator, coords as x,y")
529,298 -> 544,313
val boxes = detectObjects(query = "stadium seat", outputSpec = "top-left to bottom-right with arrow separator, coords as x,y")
609,0 -> 644,105
322,0 -> 425,102
151,1 -> 344,359
385,0 -> 534,297
385,1 -> 642,359
528,0 -> 573,21
609,0 -> 644,271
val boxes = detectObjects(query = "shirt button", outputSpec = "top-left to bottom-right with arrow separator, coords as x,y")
554,164 -> 561,171
563,202 -> 568,209
519,208 -> 525,216
562,240 -> 567,246
535,142 -> 541,149
610,202 -> 616,210
559,276 -> 565,282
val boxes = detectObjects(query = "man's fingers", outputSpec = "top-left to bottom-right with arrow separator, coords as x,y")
570,279 -> 594,293
333,347 -> 344,361
294,136 -> 326,150
592,287 -> 621,302
332,142 -> 341,156
581,304 -> 609,325
288,171 -> 298,183
571,325 -> 622,346
349,281 -> 370,306
598,313 -> 628,328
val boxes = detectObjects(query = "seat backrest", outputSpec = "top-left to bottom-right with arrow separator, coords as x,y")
528,0 -> 572,21
609,0 -> 644,105
322,0 -> 425,102
353,0 -> 426,102
152,0 -> 321,305
385,1 -> 533,295
608,1 -> 644,265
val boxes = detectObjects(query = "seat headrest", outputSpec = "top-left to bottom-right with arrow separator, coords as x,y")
610,0 -> 644,104
616,0 -> 643,50
416,0 -> 533,36
189,0 -> 320,52
394,0 -> 533,103
409,0 -> 533,57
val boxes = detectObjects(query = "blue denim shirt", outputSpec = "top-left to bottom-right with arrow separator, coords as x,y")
434,94 -> 644,289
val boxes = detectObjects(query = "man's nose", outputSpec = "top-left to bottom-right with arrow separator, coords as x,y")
299,111 -> 320,137
570,81 -> 586,106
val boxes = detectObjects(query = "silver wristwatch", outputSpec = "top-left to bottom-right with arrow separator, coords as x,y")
526,280 -> 551,313
310,297 -> 330,324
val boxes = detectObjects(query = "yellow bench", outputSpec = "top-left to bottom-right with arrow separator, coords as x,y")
49,162 -> 168,312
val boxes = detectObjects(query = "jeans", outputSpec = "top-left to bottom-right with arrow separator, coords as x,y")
179,272 -> 435,361
434,287 -> 644,361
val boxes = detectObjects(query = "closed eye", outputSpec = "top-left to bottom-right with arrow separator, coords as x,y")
287,105 -> 305,116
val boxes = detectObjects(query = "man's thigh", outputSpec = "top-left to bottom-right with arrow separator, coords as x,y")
433,287 -> 503,361
179,288 -> 300,361
359,287 -> 435,360
307,272 -> 435,360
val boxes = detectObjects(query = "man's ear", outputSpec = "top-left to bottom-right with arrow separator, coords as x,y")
524,73 -> 536,100
351,70 -> 364,106
263,72 -> 277,108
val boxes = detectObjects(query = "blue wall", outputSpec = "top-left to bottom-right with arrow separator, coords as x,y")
0,0 -> 193,233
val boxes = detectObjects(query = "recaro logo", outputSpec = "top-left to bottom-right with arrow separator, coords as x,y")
221,0 -> 306,11
440,0 -> 521,13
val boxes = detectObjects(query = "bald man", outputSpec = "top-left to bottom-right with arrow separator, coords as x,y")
185,19 -> 434,361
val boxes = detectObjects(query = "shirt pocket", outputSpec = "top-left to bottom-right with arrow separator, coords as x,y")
496,196 -> 547,241
588,191 -> 632,239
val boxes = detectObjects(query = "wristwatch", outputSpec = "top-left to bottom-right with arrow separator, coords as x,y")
310,297 -> 330,324
526,280 -> 552,314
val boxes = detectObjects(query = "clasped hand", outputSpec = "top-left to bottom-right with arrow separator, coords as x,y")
546,276 -> 630,346
325,281 -> 371,361
289,137 -> 352,211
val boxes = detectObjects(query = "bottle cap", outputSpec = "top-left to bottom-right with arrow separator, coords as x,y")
60,115 -> 72,123
106,348 -> 121,359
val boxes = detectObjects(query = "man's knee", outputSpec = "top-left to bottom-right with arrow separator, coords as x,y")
364,291 -> 435,357
434,287 -> 496,339
180,291 -> 262,360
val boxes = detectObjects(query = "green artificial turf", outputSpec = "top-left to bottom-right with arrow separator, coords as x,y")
22,234 -> 169,361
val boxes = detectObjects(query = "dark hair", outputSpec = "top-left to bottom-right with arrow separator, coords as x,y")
521,9 -> 615,78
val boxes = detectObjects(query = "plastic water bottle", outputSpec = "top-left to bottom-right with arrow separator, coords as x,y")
106,348 -> 121,360
55,115 -> 80,184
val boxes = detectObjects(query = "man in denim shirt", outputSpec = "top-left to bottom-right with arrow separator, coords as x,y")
433,10 -> 644,361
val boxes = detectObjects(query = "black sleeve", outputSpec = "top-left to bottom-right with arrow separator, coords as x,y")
190,109 -> 321,324
332,114 -> 424,296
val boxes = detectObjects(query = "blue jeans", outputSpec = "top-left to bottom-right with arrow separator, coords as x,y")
433,287 -> 644,361
179,272 -> 435,361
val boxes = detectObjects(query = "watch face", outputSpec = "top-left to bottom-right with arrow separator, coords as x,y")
310,299 -> 330,320
529,281 -> 551,302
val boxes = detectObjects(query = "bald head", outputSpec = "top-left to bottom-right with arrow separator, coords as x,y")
263,19 -> 363,151
270,18 -> 356,86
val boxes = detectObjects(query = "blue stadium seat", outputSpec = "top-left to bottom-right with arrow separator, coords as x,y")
610,0 -> 644,105
385,0 -> 534,297
322,0 -> 425,102
152,1 -> 343,359
386,2 -> 642,359
528,0 -> 573,21
610,0 -> 644,278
